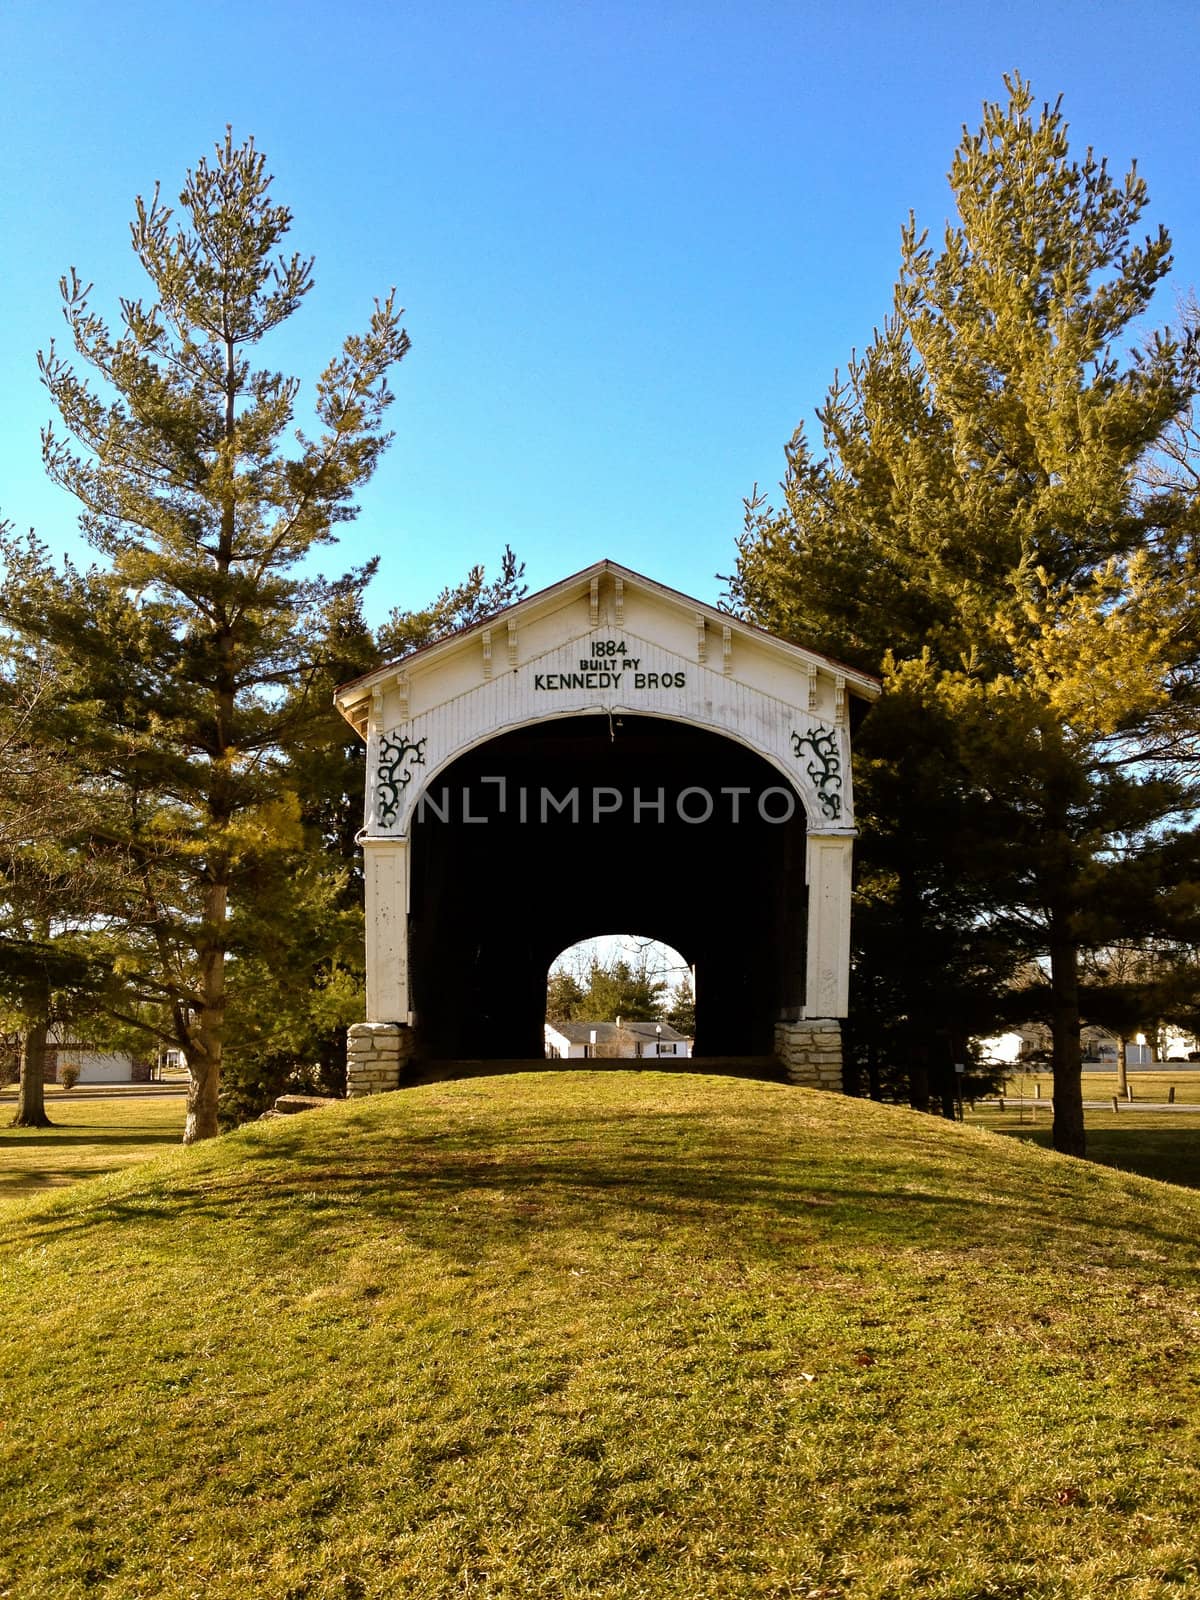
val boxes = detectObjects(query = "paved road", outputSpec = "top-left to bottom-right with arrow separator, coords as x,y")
0,1083 -> 189,1101
980,1097 -> 1200,1114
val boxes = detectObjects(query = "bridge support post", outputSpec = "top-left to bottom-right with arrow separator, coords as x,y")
775,830 -> 852,1091
804,833 -> 853,1017
774,1019 -> 843,1091
364,836 -> 411,1023
346,1022 -> 414,1097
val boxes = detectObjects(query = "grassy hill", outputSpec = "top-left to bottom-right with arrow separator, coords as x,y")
2,1073 -> 1199,1599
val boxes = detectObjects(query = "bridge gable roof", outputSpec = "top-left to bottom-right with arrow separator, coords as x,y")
335,558 -> 879,737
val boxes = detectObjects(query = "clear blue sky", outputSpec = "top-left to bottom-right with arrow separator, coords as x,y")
3,0 -> 1198,626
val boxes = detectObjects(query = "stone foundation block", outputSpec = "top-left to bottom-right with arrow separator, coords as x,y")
774,1019 -> 843,1092
346,1021 -> 415,1097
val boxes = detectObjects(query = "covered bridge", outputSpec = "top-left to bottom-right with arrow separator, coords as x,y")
334,560 -> 879,1093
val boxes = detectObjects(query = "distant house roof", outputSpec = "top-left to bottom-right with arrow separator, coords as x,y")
548,1020 -> 689,1044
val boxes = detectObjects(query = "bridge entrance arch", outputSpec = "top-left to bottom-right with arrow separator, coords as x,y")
408,712 -> 807,1060
334,561 -> 878,1092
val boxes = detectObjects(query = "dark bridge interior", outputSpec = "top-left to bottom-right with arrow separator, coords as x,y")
409,714 -> 808,1059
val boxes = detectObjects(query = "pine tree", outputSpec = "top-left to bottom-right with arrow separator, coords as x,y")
580,957 -> 666,1023
666,974 -> 696,1039
376,546 -> 527,659
730,78 -> 1199,1155
842,670 -> 1026,1114
546,969 -> 586,1025
0,132 -> 410,1141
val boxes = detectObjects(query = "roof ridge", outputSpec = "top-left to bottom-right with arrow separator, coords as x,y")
335,557 -> 880,706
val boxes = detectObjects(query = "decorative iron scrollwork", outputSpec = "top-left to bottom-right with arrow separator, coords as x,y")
376,733 -> 427,827
791,725 -> 842,821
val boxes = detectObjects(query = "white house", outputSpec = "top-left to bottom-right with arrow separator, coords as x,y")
44,1031 -> 153,1084
545,1020 -> 692,1060
976,1024 -> 1178,1071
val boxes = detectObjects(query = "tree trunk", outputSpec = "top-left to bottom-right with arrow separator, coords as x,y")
1116,1035 -> 1129,1098
1049,928 -> 1086,1157
184,1049 -> 220,1144
937,1031 -> 960,1121
181,347 -> 238,1149
908,1038 -> 931,1113
183,880 -> 227,1143
12,1011 -> 53,1128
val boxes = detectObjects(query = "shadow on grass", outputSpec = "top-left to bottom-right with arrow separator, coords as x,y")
1,1169 -> 91,1191
997,1125 -> 1200,1191
0,1127 -> 180,1149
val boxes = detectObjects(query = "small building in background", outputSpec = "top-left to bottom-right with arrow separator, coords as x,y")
977,1022 -> 1199,1070
544,1019 -> 692,1061
41,1032 -> 153,1084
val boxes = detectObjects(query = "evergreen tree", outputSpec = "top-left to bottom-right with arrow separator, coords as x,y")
377,546 -> 527,659
843,671 -> 1026,1113
580,956 -> 666,1022
0,132 -> 410,1141
546,969 -> 586,1025
666,973 -> 696,1039
210,582 -> 381,1122
729,78 -> 1199,1155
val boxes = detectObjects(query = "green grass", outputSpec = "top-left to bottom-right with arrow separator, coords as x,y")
3,1073 -> 1200,1599
0,1092 -> 187,1199
998,1069 -> 1200,1104
968,1106 -> 1200,1190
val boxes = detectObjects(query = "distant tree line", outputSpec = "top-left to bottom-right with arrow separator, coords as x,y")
547,956 -> 696,1037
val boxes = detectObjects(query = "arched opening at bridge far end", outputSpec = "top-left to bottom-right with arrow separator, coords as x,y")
545,934 -> 695,1063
